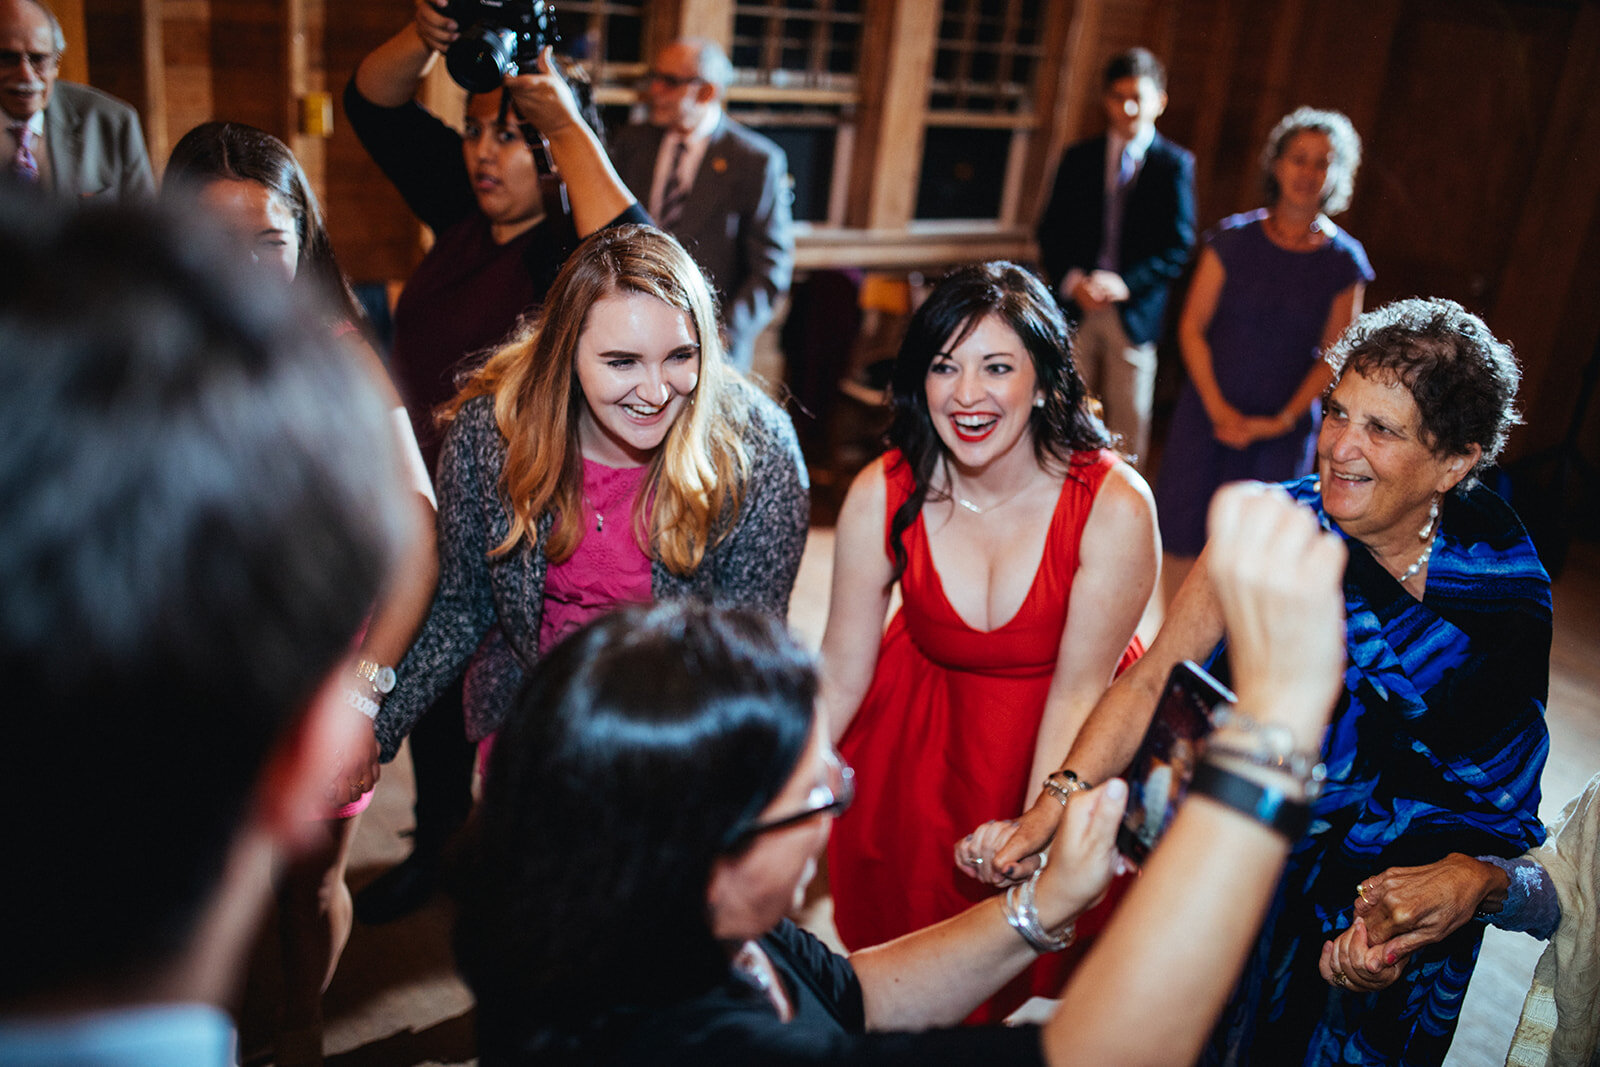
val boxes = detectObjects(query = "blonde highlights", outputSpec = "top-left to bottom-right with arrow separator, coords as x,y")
446,225 -> 751,573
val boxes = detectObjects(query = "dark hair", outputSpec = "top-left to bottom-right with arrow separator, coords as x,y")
1261,106 -> 1362,215
456,601 -> 815,1063
1104,47 -> 1165,93
0,199 -> 407,1002
1325,297 -> 1521,489
163,121 -> 367,329
885,261 -> 1112,580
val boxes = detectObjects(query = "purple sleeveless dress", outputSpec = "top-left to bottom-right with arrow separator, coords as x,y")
1155,210 -> 1373,555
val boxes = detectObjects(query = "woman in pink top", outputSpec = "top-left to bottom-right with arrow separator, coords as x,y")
371,224 -> 809,771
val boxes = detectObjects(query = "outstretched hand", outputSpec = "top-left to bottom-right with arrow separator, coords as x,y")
1204,482 -> 1346,750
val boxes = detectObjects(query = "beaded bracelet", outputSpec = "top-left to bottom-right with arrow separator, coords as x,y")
1002,869 -> 1077,953
1041,769 -> 1092,807
1205,739 -> 1327,798
343,687 -> 381,721
1208,705 -> 1324,797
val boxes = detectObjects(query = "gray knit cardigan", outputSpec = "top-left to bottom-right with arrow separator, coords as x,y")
375,382 -> 810,760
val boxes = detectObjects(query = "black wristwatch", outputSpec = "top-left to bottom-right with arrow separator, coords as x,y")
1190,761 -> 1310,839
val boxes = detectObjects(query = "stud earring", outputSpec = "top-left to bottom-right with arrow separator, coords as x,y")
1033,395 -> 1045,409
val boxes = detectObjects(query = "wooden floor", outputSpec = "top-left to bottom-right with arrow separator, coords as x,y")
235,530 -> 1600,1067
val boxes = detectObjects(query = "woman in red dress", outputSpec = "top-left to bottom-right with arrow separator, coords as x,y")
819,261 -> 1158,1022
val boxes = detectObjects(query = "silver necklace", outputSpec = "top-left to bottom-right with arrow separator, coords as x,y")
953,481 -> 1031,515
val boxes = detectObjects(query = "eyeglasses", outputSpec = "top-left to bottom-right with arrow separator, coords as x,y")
0,50 -> 60,74
727,750 -> 855,848
645,71 -> 704,90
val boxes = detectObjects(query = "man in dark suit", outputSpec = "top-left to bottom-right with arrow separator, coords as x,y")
1037,47 -> 1194,469
0,0 -> 154,201
608,38 -> 793,373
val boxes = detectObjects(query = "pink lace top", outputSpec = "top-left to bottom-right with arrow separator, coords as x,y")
539,458 -> 654,655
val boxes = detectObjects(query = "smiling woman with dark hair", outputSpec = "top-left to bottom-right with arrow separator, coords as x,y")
818,260 -> 1158,1021
984,297 -> 1552,1065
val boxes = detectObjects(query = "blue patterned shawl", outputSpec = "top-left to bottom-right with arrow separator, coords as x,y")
1205,475 -> 1551,1066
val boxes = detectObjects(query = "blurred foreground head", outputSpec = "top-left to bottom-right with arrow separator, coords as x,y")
0,198 -> 410,1006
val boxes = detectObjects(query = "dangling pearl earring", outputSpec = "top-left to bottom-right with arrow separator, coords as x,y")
1418,494 -> 1440,542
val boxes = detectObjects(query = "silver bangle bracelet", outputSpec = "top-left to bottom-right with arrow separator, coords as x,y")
1002,870 -> 1076,953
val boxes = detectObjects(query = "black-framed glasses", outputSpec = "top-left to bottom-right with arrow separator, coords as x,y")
645,71 -> 704,90
727,750 -> 855,848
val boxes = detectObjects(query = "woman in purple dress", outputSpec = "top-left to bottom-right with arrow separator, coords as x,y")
1154,107 -> 1373,599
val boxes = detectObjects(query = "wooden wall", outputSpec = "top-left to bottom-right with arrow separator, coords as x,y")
59,0 -> 1600,471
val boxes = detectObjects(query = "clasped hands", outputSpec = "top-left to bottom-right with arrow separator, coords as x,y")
958,482 -> 1348,891
1319,853 -> 1499,992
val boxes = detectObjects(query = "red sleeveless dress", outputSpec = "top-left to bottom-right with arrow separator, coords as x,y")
828,448 -> 1140,1023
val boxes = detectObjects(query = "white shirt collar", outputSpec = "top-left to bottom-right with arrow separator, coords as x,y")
1109,124 -> 1156,164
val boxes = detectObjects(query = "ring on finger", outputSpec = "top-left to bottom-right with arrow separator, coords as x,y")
1333,970 -> 1348,987
1356,882 -> 1372,905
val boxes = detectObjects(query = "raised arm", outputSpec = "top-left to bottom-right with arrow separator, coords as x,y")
1041,481 -> 1348,1066
503,48 -> 639,237
1025,464 -> 1158,795
817,457 -> 896,744
985,545 -> 1227,881
353,0 -> 449,107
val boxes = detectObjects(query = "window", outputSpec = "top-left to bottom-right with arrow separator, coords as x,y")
916,0 -> 1046,222
729,0 -> 865,225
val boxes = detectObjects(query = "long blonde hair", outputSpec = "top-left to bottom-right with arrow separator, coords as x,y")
446,224 -> 751,573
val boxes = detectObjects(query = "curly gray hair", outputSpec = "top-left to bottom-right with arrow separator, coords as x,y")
1261,107 -> 1362,215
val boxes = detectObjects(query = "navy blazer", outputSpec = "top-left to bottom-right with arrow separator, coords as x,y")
1036,132 -> 1195,345
608,115 -> 794,372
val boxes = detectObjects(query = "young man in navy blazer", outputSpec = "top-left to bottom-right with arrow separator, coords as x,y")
1037,48 -> 1195,469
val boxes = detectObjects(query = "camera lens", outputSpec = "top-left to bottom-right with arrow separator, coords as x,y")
445,26 -> 519,93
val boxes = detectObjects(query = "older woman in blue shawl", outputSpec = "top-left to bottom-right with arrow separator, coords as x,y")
972,296 -> 1550,1065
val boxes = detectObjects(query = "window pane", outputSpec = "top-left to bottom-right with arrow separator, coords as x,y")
916,127 -> 1011,220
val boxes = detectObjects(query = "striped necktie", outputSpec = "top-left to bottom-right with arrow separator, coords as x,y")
657,138 -> 690,227
9,123 -> 39,184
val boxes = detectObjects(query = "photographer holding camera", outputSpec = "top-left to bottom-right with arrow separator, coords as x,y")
343,0 -> 649,923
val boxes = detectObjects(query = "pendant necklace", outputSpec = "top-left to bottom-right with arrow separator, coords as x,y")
953,478 -> 1032,516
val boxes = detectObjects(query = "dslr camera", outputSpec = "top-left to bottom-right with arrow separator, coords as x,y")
440,0 -> 559,93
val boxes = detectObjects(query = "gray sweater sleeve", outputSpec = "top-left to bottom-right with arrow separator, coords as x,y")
659,385 -> 809,615
374,402 -> 500,760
